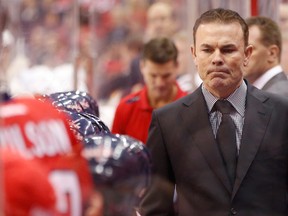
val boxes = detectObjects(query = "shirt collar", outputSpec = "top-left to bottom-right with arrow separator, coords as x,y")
140,83 -> 185,110
202,80 -> 247,117
140,87 -> 153,111
253,65 -> 283,89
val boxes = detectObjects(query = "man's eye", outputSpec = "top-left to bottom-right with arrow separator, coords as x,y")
222,49 -> 235,53
162,74 -> 171,79
202,49 -> 212,53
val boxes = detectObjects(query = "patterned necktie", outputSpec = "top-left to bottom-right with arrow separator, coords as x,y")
214,100 -> 237,185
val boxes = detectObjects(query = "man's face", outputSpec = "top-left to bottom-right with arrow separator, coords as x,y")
191,22 -> 252,98
243,25 -> 272,83
141,59 -> 178,101
146,4 -> 175,39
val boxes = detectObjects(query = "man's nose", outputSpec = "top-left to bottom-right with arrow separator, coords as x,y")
212,50 -> 224,65
155,77 -> 165,86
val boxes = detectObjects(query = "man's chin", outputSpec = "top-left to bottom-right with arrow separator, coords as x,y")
209,78 -> 227,88
153,92 -> 167,100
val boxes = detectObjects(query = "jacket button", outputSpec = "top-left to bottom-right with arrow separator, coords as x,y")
230,208 -> 237,215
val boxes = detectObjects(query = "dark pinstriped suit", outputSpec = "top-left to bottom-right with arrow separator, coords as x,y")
140,81 -> 288,216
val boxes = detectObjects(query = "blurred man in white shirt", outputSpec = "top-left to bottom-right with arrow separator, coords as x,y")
244,16 -> 288,96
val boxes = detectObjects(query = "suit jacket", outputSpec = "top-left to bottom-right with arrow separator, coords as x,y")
262,72 -> 288,97
140,82 -> 288,216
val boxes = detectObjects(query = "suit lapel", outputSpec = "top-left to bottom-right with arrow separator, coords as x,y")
180,88 -> 232,193
232,85 -> 272,199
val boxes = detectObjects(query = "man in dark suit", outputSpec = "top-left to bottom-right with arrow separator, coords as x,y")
139,8 -> 288,216
244,16 -> 288,96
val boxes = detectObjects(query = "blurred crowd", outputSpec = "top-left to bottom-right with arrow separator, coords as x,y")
1,1 -> 288,99
0,0 -> 287,143
0,0 -> 193,127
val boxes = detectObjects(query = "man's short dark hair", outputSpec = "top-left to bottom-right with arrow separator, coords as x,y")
246,16 -> 282,59
193,8 -> 249,47
141,37 -> 178,64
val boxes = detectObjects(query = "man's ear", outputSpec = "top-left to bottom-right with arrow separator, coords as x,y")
243,44 -> 253,66
267,44 -> 279,63
140,60 -> 145,75
191,46 -> 197,67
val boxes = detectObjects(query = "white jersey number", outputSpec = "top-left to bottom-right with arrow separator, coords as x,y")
49,171 -> 81,216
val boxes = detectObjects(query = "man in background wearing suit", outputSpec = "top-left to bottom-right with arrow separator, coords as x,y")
244,16 -> 288,96
140,8 -> 288,216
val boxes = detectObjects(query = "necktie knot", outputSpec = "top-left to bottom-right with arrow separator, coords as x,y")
214,100 -> 234,114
